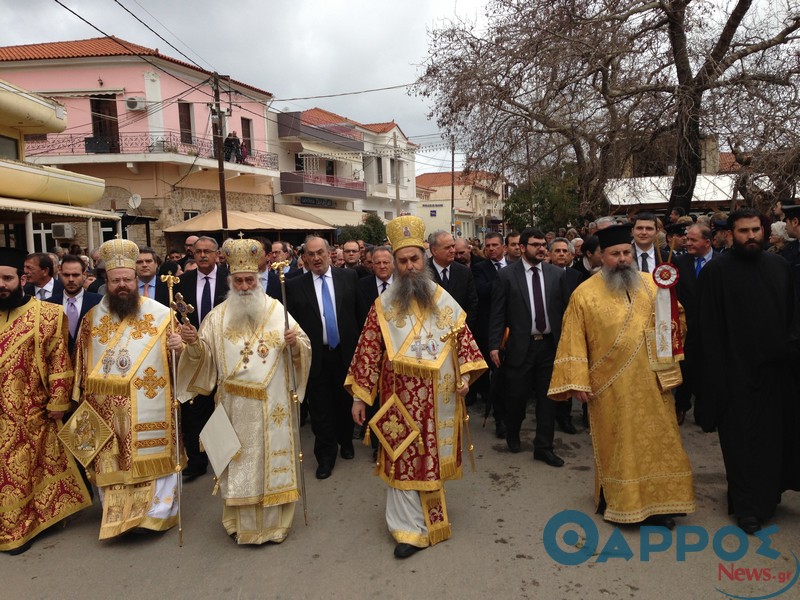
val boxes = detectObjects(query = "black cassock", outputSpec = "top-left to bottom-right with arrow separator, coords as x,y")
695,248 -> 800,522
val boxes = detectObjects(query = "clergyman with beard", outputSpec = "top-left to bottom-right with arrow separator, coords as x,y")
72,239 -> 184,539
695,207 -> 800,535
548,224 -> 696,530
345,216 -> 487,559
177,238 -> 311,545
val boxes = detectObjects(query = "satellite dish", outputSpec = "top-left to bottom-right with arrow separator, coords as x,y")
128,194 -> 142,209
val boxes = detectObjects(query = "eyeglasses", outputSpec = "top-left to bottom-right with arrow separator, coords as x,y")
107,277 -> 136,285
526,242 -> 547,248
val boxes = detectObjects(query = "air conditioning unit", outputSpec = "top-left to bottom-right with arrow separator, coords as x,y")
126,96 -> 147,111
52,223 -> 76,239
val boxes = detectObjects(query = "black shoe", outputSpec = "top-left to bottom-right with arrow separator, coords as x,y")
506,432 -> 521,453
495,421 -> 507,439
394,543 -> 425,559
533,449 -> 565,467
315,464 -> 333,480
737,516 -> 761,535
7,539 -> 33,555
643,515 -> 676,530
340,444 -> 355,460
557,418 -> 578,435
676,409 -> 686,426
182,467 -> 207,482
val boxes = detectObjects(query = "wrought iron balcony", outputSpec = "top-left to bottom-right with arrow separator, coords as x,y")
24,131 -> 279,170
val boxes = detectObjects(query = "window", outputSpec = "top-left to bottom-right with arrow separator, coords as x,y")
240,117 -> 252,155
178,102 -> 193,145
390,158 -> 397,184
376,158 -> 383,183
384,211 -> 393,220
295,153 -> 304,172
184,211 -> 200,220
0,135 -> 18,160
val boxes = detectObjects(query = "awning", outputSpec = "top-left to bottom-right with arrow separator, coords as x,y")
0,196 -> 121,223
162,209 -> 333,233
300,141 -> 362,164
274,204 -> 365,227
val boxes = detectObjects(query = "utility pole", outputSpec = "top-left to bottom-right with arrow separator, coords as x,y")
213,72 -> 229,235
393,132 -> 402,217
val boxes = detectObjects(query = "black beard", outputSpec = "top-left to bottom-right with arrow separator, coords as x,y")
731,239 -> 764,260
387,267 -> 436,314
108,290 -> 140,320
0,285 -> 28,311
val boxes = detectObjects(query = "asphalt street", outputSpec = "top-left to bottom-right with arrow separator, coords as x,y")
5,404 -> 800,600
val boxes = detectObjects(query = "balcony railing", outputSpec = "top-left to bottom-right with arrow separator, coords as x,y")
294,171 -> 365,191
25,131 -> 279,170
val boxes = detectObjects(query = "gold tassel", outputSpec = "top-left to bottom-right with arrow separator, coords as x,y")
373,458 -> 381,476
363,426 -> 371,446
111,435 -> 119,456
199,440 -> 205,453
417,434 -> 425,455
389,462 -> 395,481
212,477 -> 219,495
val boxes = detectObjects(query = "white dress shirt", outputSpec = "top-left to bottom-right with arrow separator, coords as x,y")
34,277 -> 55,300
634,245 -> 656,273
63,288 -> 85,314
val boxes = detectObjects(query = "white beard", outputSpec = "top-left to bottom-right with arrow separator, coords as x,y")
224,284 -> 266,335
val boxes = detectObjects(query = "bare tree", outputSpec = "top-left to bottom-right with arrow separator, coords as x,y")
416,0 -> 800,215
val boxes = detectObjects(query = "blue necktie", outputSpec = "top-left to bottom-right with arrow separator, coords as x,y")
320,275 -> 339,348
695,257 -> 705,278
200,276 -> 212,322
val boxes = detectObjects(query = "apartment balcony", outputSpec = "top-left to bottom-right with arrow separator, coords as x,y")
24,131 -> 279,171
280,171 -> 366,201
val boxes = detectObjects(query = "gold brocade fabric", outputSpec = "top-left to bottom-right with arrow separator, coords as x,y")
0,300 -> 91,551
548,273 -> 696,523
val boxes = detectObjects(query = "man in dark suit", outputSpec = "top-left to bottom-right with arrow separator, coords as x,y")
632,212 -> 663,273
46,254 -> 102,357
548,237 -> 586,435
357,245 -> 393,326
674,223 -> 716,424
489,228 -> 569,466
135,246 -> 169,306
472,232 -> 508,436
286,235 -> 363,480
172,236 -> 229,481
427,231 -> 478,330
24,253 -> 63,300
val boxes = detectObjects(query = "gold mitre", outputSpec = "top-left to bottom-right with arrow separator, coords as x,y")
222,238 -> 263,274
386,215 -> 425,252
98,238 -> 139,272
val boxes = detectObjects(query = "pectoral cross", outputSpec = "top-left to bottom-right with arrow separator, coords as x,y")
240,341 -> 253,368
171,293 -> 195,325
410,335 -> 424,359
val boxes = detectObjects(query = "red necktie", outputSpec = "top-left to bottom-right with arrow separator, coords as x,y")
531,266 -> 546,333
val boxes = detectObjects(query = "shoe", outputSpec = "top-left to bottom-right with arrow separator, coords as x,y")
495,420 -> 507,439
533,449 -> 565,467
557,418 -> 578,435
315,464 -> 333,480
676,409 -> 686,426
394,543 -> 425,559
182,468 -> 207,482
340,444 -> 355,460
506,432 -> 521,453
737,516 -> 761,535
643,515 -> 676,529
7,539 -> 33,555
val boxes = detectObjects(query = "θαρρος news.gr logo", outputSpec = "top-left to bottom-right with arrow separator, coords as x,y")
542,510 -> 799,599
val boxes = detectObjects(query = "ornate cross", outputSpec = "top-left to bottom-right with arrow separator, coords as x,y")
92,314 -> 118,345
133,366 -> 168,399
410,335 -> 424,359
130,314 -> 158,340
171,293 -> 195,325
439,373 -> 456,404
240,341 -> 254,368
382,414 -> 406,442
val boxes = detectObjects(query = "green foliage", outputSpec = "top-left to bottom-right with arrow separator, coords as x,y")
335,213 -> 387,245
505,171 -> 581,232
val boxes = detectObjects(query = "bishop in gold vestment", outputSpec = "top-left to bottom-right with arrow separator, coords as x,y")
72,239 -> 182,539
346,217 -> 487,559
548,225 -> 695,526
0,266 -> 91,553
177,238 -> 311,544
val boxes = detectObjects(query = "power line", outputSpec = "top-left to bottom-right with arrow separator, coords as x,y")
273,83 -> 412,102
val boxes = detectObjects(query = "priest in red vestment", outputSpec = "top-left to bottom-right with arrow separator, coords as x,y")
346,216 -> 487,559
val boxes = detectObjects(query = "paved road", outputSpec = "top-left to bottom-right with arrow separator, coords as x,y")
6,405 -> 800,599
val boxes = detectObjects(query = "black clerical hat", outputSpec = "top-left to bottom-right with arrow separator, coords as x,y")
0,247 -> 27,272
665,223 -> 687,236
782,203 -> 800,221
596,224 -> 633,250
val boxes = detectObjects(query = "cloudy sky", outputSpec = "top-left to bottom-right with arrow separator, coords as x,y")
1,0 -> 488,174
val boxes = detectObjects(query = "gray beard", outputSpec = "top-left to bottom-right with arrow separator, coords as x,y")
601,264 -> 641,294
385,267 -> 436,314
108,290 -> 140,320
224,284 -> 266,334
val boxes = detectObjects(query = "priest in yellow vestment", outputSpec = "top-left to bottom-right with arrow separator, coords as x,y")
548,224 -> 695,528
72,239 -> 183,539
346,216 -> 487,558
0,247 -> 91,554
177,238 -> 311,544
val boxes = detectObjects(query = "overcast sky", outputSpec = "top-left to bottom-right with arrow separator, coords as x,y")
1,0 -> 488,174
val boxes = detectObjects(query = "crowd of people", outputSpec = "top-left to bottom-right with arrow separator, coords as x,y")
1,205 -> 798,558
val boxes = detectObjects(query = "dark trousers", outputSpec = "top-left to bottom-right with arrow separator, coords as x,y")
556,398 -> 573,421
181,392 -> 214,474
489,362 -> 507,424
307,347 -> 354,467
503,336 -> 556,451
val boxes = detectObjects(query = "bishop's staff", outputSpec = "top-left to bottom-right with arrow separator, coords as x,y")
440,323 -> 477,472
161,271 -> 184,546
271,259 -> 309,525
